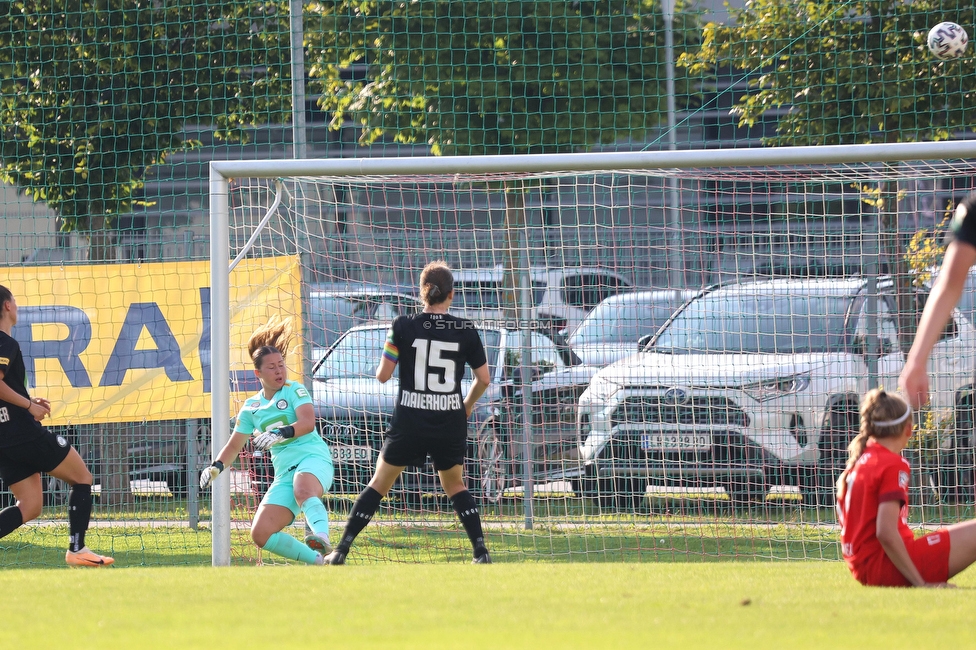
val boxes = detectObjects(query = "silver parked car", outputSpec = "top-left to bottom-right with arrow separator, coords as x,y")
451,266 -> 633,335
311,322 -> 597,503
568,289 -> 698,367
306,283 -> 423,356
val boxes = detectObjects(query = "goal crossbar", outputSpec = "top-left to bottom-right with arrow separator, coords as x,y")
210,140 -> 976,180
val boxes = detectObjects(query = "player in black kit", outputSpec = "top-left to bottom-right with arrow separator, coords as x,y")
323,261 -> 492,564
0,285 -> 114,566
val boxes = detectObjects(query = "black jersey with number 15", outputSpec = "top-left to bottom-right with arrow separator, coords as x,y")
388,312 -> 487,438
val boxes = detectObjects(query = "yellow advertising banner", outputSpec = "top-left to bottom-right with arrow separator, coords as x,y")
1,256 -> 303,425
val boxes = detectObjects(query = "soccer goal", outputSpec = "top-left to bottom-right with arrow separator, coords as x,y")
210,140 -> 976,567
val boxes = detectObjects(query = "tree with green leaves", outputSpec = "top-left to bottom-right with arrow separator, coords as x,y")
680,0 -> 976,352
0,0 -> 293,261
305,0 -> 701,317
0,0 -> 294,505
308,0 -> 700,156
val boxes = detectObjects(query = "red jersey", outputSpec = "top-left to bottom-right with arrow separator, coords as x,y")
836,440 -> 913,577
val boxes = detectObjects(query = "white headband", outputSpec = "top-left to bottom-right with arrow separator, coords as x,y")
873,404 -> 913,428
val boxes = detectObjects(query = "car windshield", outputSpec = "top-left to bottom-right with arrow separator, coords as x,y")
453,282 -> 546,311
307,294 -> 420,349
314,328 -> 501,380
308,296 -> 357,350
569,298 -> 681,345
651,291 -> 852,354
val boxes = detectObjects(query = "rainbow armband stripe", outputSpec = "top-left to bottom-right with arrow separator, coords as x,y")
383,341 -> 399,363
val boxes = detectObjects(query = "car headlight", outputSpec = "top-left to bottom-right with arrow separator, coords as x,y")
580,374 -> 620,405
743,374 -> 811,402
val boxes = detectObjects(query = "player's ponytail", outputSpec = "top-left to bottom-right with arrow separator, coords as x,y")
420,260 -> 453,306
248,314 -> 295,369
836,388 -> 913,501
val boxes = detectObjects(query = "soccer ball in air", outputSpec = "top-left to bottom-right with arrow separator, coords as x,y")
927,22 -> 969,60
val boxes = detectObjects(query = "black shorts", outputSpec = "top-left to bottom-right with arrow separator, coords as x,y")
0,428 -> 72,486
380,428 -> 466,471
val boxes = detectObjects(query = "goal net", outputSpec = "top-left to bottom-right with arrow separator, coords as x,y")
208,141 -> 976,566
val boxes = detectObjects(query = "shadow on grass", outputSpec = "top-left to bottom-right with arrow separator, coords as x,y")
340,522 -> 842,564
0,525 -> 213,569
0,493 -> 869,568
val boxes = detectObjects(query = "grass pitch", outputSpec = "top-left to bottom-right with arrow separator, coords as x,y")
1,563 -> 974,649
1,501 -> 973,648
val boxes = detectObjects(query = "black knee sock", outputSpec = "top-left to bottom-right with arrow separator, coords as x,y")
450,490 -> 487,557
336,486 -> 383,554
67,484 -> 92,553
0,506 -> 24,540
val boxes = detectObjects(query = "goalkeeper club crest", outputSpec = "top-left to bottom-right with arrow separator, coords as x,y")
56,435 -> 68,448
898,471 -> 909,488
276,399 -> 288,410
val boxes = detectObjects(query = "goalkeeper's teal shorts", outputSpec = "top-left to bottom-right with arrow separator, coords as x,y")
261,445 -> 335,517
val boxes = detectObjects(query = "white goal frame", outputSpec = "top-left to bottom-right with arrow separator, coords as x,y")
209,139 -> 976,566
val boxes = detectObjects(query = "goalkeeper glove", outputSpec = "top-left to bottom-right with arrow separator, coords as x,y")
252,425 -> 295,451
199,460 -> 224,490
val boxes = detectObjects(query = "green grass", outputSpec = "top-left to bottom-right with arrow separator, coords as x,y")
2,500 -> 972,647
8,491 -> 970,568
0,563 -> 973,648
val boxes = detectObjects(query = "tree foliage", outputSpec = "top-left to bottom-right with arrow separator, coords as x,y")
0,0 -> 292,243
682,0 -> 976,352
306,0 -> 702,155
680,0 -> 976,145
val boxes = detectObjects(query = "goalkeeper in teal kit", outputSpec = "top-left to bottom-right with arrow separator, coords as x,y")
200,317 -> 334,564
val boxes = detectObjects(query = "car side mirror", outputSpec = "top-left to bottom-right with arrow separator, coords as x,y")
851,335 -> 895,357
637,334 -> 653,350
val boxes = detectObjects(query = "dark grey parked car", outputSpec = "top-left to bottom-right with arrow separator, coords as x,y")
307,283 -> 423,355
310,322 -> 598,503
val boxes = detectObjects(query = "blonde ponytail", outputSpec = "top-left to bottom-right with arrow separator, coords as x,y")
837,388 -> 912,501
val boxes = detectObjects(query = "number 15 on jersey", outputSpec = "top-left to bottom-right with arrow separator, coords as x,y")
412,339 -> 459,392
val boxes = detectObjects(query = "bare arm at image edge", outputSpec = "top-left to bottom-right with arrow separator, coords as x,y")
900,241 -> 976,408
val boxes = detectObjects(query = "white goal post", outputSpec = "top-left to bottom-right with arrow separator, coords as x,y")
209,140 -> 976,567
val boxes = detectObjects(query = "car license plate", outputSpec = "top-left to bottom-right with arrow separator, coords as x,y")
640,432 -> 711,451
332,445 -> 373,464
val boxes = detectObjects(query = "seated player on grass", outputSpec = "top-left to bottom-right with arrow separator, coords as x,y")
836,388 -> 976,587
200,316 -> 335,565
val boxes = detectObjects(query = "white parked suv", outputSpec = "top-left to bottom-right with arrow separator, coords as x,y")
451,266 -> 633,335
575,277 -> 976,508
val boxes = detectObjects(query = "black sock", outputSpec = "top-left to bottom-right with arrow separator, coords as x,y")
0,506 -> 24,540
336,486 -> 383,554
67,483 -> 93,553
450,490 -> 487,556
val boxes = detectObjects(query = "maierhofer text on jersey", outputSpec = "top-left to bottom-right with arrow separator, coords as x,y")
399,390 -> 463,411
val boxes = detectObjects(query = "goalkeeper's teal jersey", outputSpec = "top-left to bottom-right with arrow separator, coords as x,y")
233,381 -> 331,466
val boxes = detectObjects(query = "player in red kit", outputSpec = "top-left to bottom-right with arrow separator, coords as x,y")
836,389 -> 976,587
